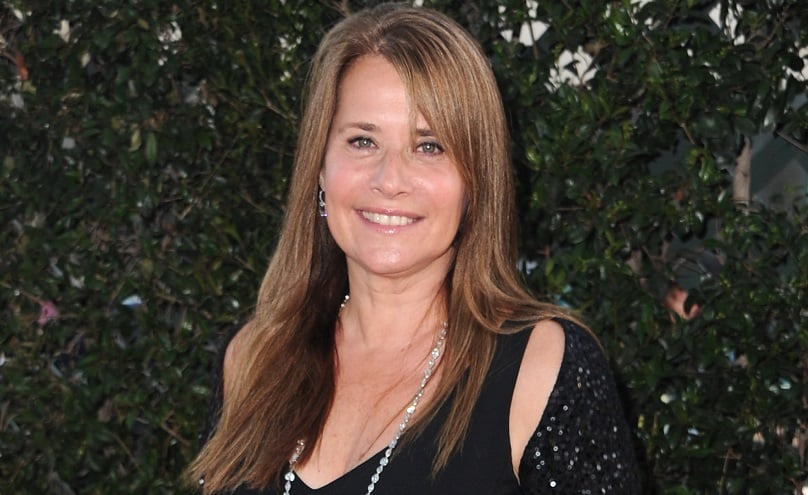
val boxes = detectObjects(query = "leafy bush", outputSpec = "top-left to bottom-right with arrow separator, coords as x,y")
2,0 -> 806,493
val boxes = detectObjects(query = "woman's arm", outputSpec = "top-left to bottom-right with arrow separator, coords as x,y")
510,319 -> 566,476
514,319 -> 642,493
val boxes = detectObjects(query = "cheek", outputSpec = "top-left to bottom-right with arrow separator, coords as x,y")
322,168 -> 356,199
431,182 -> 466,233
319,156 -> 348,195
438,177 -> 466,212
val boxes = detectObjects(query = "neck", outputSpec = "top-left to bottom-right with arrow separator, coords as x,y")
337,282 -> 447,351
338,249 -> 454,347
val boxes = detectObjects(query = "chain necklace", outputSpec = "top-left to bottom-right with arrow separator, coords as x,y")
282,315 -> 448,495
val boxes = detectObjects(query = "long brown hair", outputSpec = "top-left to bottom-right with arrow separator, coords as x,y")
188,3 -> 576,492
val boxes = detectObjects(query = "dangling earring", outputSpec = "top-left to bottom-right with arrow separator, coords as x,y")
318,189 -> 327,217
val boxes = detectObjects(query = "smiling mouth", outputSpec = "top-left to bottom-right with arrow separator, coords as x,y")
361,211 -> 416,226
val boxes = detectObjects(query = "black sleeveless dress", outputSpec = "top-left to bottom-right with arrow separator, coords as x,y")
210,319 -> 642,494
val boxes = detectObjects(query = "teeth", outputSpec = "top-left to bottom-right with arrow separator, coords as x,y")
362,211 -> 415,226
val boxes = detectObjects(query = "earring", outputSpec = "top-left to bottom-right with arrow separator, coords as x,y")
318,189 -> 327,217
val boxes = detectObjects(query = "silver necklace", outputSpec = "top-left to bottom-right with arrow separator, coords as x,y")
282,315 -> 448,495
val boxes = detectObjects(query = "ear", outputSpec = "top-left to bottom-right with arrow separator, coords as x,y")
318,172 -> 325,190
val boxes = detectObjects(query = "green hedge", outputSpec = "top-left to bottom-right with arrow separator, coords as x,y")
2,1 -> 806,493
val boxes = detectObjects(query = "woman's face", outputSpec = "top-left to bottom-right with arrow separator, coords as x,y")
321,55 -> 465,283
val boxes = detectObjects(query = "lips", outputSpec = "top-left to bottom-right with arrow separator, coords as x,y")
361,211 -> 416,226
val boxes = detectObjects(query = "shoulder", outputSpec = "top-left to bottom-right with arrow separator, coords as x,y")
222,319 -> 255,399
514,319 -> 567,397
199,319 -> 255,446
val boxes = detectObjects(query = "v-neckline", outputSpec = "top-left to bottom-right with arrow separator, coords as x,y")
292,447 -> 385,492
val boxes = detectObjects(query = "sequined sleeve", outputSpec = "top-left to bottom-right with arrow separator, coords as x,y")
518,319 -> 642,494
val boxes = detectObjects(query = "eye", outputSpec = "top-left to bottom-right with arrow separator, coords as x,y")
349,136 -> 375,149
417,141 -> 444,155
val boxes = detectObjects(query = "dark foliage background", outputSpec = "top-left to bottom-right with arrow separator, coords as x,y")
1,0 -> 806,493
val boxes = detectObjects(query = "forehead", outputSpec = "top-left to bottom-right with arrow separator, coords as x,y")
338,55 -> 402,99
333,55 -> 430,127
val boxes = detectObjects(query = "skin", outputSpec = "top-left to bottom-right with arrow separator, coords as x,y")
225,55 -> 565,488
319,57 -> 466,298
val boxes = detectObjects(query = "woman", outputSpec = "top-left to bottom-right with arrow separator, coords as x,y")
189,3 -> 641,494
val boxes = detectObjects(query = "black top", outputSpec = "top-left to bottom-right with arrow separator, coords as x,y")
208,319 -> 642,494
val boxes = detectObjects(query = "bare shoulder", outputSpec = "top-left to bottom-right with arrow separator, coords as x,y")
222,320 -> 255,398
509,319 -> 566,476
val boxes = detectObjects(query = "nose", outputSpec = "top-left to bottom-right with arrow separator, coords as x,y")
369,150 -> 410,197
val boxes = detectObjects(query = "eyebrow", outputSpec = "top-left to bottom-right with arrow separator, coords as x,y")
337,122 -> 377,133
415,128 -> 436,137
336,122 -> 436,137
